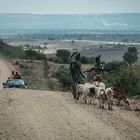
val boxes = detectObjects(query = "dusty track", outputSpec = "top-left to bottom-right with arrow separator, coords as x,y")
0,59 -> 13,89
0,60 -> 140,140
0,89 -> 140,140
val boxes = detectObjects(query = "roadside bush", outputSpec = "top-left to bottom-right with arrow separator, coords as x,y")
80,56 -> 95,64
56,49 -> 71,64
56,66 -> 72,90
105,64 -> 140,97
44,60 -> 50,78
19,64 -> 31,76
105,61 -> 128,74
47,79 -> 54,91
0,40 -> 25,59
114,67 -> 140,97
105,47 -> 140,97
0,40 -> 46,61
15,61 -> 20,65
24,49 -> 46,61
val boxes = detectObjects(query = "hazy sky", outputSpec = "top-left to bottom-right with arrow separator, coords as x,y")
0,0 -> 140,14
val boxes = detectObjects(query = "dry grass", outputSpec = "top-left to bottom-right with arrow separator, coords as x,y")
12,60 -> 65,91
11,59 -> 92,91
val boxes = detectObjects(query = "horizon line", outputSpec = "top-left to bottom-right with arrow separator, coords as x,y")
0,12 -> 140,15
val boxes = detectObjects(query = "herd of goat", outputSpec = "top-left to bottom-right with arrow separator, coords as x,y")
75,81 -> 130,110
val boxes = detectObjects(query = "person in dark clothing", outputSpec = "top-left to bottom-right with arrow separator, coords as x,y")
83,55 -> 105,82
14,72 -> 21,79
70,52 -> 85,99
10,70 -> 15,79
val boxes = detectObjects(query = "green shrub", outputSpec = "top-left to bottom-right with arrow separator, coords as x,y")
105,61 -> 128,74
123,47 -> 138,65
80,56 -> 95,64
19,64 -> 31,76
47,79 -> 54,91
56,66 -> 72,90
44,60 -> 50,78
0,40 -> 25,59
0,40 -> 46,61
105,65 -> 140,97
114,67 -> 140,97
56,49 -> 71,64
105,47 -> 139,97
24,49 -> 46,60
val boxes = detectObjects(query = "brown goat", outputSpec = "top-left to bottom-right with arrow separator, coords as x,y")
111,87 -> 130,106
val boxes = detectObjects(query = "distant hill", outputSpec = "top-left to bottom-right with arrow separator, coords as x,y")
0,40 -> 46,60
0,40 -> 24,58
0,13 -> 140,35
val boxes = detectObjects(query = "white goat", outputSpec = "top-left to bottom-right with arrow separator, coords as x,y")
92,81 -> 105,90
76,83 -> 96,104
92,81 -> 108,109
76,82 -> 110,110
105,87 -> 114,110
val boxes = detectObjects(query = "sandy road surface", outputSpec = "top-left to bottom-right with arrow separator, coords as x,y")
0,90 -> 124,140
0,59 -> 140,140
0,89 -> 140,140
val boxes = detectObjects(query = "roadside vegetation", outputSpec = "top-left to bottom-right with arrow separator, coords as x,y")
0,40 -> 46,60
53,47 -> 140,97
0,40 -> 25,59
0,39 -> 139,96
104,47 -> 140,97
55,66 -> 72,90
47,49 -> 95,64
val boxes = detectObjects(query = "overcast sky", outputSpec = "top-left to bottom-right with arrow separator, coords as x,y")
0,0 -> 140,14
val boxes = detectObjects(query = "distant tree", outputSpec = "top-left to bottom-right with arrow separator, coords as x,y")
56,49 -> 70,64
25,49 -> 35,62
123,47 -> 138,65
25,49 -> 46,61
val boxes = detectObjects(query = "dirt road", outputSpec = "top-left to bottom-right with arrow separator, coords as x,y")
0,59 -> 13,89
0,89 -> 140,140
0,60 -> 140,140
